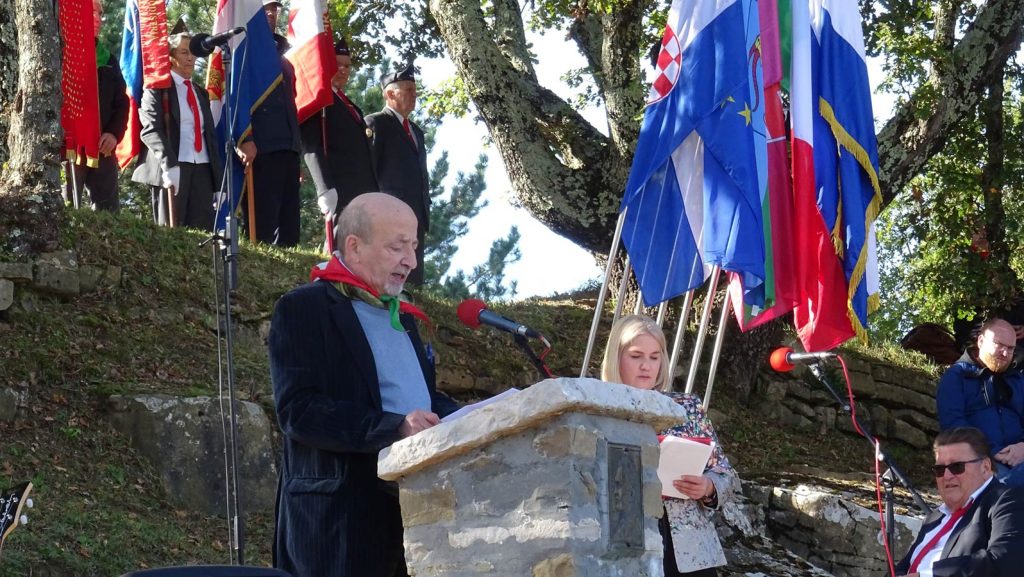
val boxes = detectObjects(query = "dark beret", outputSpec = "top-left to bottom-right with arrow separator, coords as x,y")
334,37 -> 349,56
380,63 -> 416,90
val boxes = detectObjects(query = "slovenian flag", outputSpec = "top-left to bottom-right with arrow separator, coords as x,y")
205,0 -> 283,231
809,0 -> 881,342
116,0 -> 171,170
621,0 -> 766,307
285,0 -> 337,123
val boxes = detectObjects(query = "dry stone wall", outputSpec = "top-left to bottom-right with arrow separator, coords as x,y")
755,355 -> 940,449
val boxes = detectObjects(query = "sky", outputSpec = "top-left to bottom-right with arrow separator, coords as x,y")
414,18 -> 899,302
417,30 -> 606,300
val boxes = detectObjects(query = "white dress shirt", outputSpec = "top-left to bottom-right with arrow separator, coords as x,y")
171,70 -> 210,165
910,477 -> 993,577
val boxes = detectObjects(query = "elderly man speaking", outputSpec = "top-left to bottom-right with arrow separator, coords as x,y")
894,427 -> 1024,577
269,192 -> 457,577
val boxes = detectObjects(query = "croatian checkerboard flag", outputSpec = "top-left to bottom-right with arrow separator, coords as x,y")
622,0 -> 766,306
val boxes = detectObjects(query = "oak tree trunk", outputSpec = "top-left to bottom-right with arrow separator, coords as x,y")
0,0 -> 64,256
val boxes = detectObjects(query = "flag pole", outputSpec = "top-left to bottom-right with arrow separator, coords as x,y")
667,289 -> 695,391
655,300 -> 668,326
703,288 -> 732,408
66,160 -> 81,209
245,165 -> 256,242
611,256 -> 632,324
684,265 -> 722,394
579,210 -> 627,378
632,292 -> 645,315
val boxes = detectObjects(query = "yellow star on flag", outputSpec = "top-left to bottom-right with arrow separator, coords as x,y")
738,102 -> 752,125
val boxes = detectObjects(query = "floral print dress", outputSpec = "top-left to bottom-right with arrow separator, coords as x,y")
661,392 -> 737,573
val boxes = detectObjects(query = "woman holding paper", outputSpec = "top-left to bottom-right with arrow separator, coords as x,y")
602,315 -> 736,577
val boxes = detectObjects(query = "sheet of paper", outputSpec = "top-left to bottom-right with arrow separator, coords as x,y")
657,436 -> 715,499
440,388 -> 520,423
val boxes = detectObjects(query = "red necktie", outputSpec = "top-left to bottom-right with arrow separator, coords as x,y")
402,118 -> 415,146
907,499 -> 973,573
336,91 -> 362,124
183,79 -> 202,152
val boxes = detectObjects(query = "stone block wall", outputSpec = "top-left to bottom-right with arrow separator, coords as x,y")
396,412 -> 665,577
753,483 -> 920,577
0,251 -> 123,311
756,355 -> 940,448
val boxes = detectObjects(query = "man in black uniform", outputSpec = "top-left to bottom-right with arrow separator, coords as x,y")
64,0 -> 129,212
236,0 -> 302,246
300,38 -> 378,238
365,64 -> 430,286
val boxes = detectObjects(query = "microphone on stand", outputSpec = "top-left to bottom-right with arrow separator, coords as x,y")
189,27 -> 246,58
769,347 -> 837,372
457,299 -> 540,338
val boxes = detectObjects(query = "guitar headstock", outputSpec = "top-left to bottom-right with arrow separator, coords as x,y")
0,481 -> 33,551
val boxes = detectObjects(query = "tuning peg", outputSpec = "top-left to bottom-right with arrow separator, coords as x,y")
25,498 -> 32,508
19,515 -> 27,525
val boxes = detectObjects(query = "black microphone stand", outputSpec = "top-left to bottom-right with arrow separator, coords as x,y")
202,34 -> 246,566
513,334 -> 555,380
806,363 -> 932,559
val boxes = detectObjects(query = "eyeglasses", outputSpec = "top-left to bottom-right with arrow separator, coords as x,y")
932,457 -> 985,477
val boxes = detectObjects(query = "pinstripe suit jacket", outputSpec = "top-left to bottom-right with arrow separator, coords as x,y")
269,281 -> 456,577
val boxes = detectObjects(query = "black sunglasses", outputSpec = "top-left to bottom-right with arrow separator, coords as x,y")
933,457 -> 985,477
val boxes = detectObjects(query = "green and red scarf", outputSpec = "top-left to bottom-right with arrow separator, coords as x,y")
310,256 -> 430,332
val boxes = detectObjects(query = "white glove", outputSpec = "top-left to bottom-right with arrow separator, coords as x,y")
212,191 -> 228,210
317,188 -> 338,215
161,166 -> 181,192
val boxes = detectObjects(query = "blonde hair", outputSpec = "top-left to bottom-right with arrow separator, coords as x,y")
601,315 -> 670,391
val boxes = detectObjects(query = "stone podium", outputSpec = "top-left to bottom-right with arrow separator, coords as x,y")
377,378 -> 687,576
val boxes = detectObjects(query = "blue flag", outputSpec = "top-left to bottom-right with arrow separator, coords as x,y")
622,0 -> 766,306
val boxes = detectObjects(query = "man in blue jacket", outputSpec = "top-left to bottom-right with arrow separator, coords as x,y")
937,318 -> 1024,486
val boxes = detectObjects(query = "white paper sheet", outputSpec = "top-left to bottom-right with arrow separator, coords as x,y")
657,436 -> 715,499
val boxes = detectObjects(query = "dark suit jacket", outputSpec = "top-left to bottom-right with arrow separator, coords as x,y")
246,34 -> 301,155
269,281 -> 456,577
131,81 -> 223,188
98,54 -> 129,140
364,108 -> 430,232
894,480 -> 1024,577
299,91 -> 379,209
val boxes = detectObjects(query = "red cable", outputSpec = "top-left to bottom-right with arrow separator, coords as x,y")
837,356 -> 896,577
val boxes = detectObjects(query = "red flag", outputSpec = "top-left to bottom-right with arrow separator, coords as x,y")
285,0 -> 337,123
60,0 -> 101,167
115,0 -> 171,170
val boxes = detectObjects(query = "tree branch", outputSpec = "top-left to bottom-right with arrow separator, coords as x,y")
430,0 -> 630,252
877,0 -> 1024,206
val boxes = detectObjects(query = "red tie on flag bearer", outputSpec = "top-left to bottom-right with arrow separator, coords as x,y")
402,118 -> 415,145
183,80 -> 202,152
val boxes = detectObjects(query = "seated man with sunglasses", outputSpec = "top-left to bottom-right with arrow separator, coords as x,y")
895,427 -> 1024,577
937,318 -> 1024,487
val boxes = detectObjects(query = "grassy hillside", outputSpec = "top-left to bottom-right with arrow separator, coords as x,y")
0,210 -> 937,575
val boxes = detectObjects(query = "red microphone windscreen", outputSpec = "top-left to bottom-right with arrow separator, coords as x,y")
769,347 -> 796,372
456,299 -> 487,328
